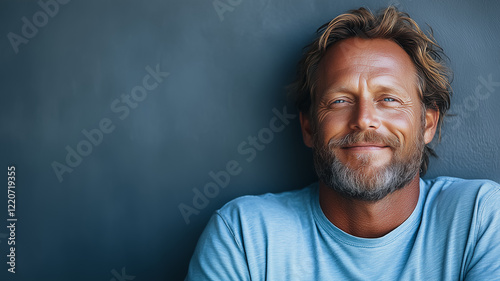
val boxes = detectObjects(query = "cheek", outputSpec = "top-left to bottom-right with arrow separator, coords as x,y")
381,107 -> 422,146
315,110 -> 351,143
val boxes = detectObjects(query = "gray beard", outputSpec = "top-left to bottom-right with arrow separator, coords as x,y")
313,129 -> 424,201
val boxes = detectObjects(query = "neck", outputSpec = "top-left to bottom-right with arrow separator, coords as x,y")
319,175 -> 420,238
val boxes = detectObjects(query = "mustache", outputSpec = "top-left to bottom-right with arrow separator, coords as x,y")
328,130 -> 400,149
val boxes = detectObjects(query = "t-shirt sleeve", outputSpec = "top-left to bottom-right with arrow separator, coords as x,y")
185,211 -> 250,281
464,184 -> 500,280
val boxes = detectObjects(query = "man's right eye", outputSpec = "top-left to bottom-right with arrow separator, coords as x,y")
332,100 -> 346,104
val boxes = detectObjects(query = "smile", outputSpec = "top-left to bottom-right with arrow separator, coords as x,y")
341,143 -> 390,151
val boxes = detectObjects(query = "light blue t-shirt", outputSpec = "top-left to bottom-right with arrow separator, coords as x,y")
186,177 -> 500,280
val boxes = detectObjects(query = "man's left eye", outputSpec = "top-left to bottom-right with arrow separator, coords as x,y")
383,97 -> 396,102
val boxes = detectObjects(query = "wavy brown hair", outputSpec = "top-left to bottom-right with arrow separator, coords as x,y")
290,6 -> 452,175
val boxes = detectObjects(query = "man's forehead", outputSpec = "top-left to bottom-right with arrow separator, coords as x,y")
316,38 -> 418,93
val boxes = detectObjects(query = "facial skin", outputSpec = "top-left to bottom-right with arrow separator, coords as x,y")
300,38 -> 439,202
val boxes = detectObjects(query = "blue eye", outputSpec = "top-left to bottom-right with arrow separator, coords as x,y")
383,97 -> 396,102
333,100 -> 346,103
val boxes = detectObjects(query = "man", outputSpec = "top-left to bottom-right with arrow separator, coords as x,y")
186,6 -> 500,280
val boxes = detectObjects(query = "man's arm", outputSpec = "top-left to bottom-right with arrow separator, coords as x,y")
464,185 -> 500,280
185,212 -> 250,281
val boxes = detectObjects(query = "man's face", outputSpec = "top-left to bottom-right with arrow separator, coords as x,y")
300,38 -> 438,201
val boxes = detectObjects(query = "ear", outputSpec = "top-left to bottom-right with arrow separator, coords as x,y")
300,112 -> 314,148
423,108 -> 439,144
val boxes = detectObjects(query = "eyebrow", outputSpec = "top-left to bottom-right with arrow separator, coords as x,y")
324,86 -> 351,95
371,85 -> 407,95
323,85 -> 406,96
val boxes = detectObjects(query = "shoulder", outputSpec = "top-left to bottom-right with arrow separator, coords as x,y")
213,184 -> 317,236
415,177 -> 500,280
423,176 -> 500,201
217,184 -> 316,220
422,176 -> 500,219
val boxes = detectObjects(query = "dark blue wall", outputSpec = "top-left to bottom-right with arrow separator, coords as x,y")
1,0 -> 499,280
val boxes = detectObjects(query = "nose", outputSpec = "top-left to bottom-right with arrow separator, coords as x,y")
349,99 -> 381,131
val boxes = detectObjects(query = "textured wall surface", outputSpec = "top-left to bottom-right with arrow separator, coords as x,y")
1,0 -> 499,280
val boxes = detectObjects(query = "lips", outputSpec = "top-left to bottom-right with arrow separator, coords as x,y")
341,143 -> 390,150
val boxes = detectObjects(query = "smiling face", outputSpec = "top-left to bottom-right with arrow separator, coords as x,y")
300,38 -> 438,201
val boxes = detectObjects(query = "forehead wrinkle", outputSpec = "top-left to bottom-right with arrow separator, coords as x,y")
367,75 -> 410,94
332,64 -> 416,97
316,38 -> 419,100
